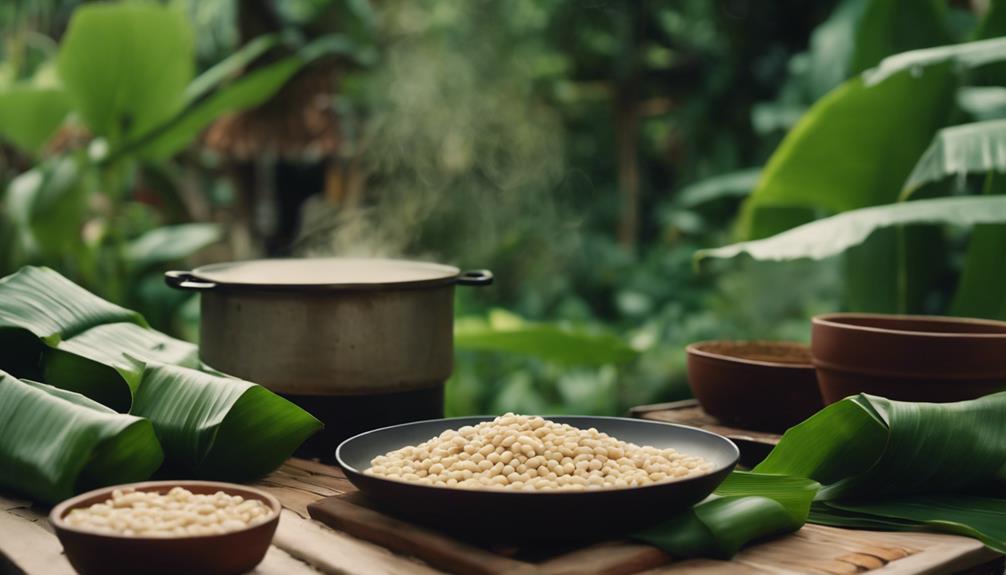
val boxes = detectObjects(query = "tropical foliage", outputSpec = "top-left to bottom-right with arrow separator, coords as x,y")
0,266 -> 321,502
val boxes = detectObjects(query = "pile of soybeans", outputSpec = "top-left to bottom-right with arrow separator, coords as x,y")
365,414 -> 712,491
62,487 -> 274,537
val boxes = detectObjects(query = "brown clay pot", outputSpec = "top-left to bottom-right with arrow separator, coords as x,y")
811,313 -> 1006,404
686,341 -> 823,432
50,481 -> 280,575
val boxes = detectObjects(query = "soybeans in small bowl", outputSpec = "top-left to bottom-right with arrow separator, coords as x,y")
50,481 -> 280,575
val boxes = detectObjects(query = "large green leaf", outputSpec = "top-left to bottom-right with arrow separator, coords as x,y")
0,266 -> 144,380
675,168 -> 761,208
958,87 -> 1006,121
132,363 -> 322,480
755,391 -> 1006,552
4,156 -> 89,257
0,86 -> 70,155
739,67 -> 954,239
741,36 -> 1006,240
951,173 -> 1006,319
182,33 -> 286,105
134,35 -> 360,160
635,472 -> 819,558
57,3 -> 194,145
0,373 -> 163,504
699,196 -> 1006,263
42,322 -> 199,412
0,266 -> 143,344
901,119 -> 1006,200
125,223 -> 222,272
848,0 -> 948,75
864,37 -> 1006,86
455,309 -> 638,366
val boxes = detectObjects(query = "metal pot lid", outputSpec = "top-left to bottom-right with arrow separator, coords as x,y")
190,258 -> 461,290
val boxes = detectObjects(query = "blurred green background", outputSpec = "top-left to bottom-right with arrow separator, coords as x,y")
3,0 -> 1006,416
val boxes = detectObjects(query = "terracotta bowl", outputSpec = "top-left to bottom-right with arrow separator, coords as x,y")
686,341 -> 823,432
811,313 -> 1006,404
50,481 -> 280,575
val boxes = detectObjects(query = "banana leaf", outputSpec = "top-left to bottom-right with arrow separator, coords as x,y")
42,322 -> 199,412
0,266 -> 145,378
697,196 -> 1006,265
635,472 -> 819,558
131,363 -> 322,480
455,309 -> 638,366
756,391 -> 1006,552
0,372 -> 163,504
640,391 -> 1006,558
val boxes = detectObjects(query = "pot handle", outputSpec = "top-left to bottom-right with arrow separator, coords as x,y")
456,269 -> 494,286
164,270 -> 216,291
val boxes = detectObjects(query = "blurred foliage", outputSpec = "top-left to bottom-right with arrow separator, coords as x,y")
4,0 -> 1002,418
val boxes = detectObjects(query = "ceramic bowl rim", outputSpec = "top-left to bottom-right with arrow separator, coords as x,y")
686,340 -> 815,371
813,312 -> 1006,340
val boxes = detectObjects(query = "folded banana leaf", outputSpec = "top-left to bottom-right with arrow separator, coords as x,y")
0,266 -> 145,378
0,266 -> 321,485
132,363 -> 323,480
635,472 -> 819,558
757,391 -> 1006,553
43,322 -> 199,411
0,371 -> 163,504
638,391 -> 1006,558
0,266 -> 198,411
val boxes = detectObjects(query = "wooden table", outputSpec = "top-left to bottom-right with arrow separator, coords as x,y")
3,401 -> 1003,575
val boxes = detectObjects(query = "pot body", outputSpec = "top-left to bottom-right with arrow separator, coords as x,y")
811,313 -> 1006,404
199,285 -> 455,456
200,287 -> 454,395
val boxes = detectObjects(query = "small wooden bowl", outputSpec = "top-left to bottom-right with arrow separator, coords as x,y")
50,481 -> 280,575
686,341 -> 823,432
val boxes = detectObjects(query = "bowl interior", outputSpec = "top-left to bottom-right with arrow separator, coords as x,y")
52,480 -> 281,537
689,340 -> 813,367
338,415 -> 739,481
818,314 -> 1006,336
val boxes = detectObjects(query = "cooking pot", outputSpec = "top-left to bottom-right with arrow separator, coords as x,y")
165,258 -> 492,457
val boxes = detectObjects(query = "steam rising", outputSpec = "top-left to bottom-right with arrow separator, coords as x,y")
295,1 -> 577,279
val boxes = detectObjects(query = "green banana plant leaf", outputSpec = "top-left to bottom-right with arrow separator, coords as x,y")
675,168 -> 762,209
958,87 -> 1006,121
56,3 -> 194,146
0,266 -> 321,482
132,363 -> 322,480
0,372 -> 163,504
635,472 -> 819,558
42,322 -> 199,412
182,33 -> 287,105
864,36 -> 1006,86
0,86 -> 71,155
756,391 -> 1006,553
132,34 -> 366,160
952,173 -> 1006,320
738,56 -> 955,240
642,390 -> 1006,558
0,266 -> 144,377
697,196 -> 1006,265
901,119 -> 1006,200
455,309 -> 638,366
848,0 -> 948,76
125,223 -> 222,273
4,156 -> 90,258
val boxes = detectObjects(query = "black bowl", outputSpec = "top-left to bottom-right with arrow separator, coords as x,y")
336,416 -> 738,541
